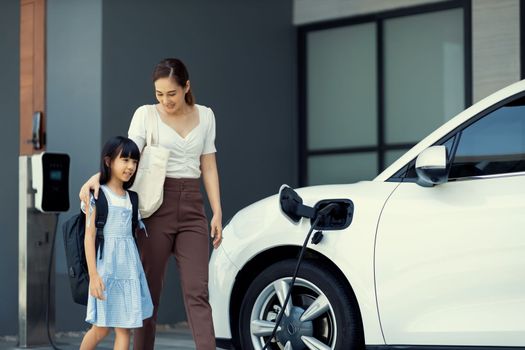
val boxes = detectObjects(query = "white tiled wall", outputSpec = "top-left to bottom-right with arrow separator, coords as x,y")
472,0 -> 520,102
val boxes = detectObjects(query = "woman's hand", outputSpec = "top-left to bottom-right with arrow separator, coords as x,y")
210,213 -> 223,249
79,173 -> 101,208
89,273 -> 106,300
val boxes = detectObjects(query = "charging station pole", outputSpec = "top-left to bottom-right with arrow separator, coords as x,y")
19,156 -> 56,347
19,0 -> 48,344
18,153 -> 69,348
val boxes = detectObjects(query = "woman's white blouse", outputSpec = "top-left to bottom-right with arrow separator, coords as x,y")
128,104 -> 216,179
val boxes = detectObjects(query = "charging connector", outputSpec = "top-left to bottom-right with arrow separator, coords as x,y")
261,201 -> 339,350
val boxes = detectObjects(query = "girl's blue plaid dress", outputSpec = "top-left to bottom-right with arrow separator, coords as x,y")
83,185 -> 153,328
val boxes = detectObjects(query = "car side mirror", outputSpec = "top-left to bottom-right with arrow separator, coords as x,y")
415,145 -> 449,187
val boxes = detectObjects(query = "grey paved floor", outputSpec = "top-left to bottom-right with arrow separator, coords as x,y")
0,324 -> 209,350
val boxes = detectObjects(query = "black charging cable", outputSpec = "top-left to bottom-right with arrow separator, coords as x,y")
261,203 -> 338,350
46,213 -> 62,350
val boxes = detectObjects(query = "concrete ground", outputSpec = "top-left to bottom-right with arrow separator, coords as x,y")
0,323 -> 208,350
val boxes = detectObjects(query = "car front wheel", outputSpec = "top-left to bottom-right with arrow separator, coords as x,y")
239,259 -> 363,350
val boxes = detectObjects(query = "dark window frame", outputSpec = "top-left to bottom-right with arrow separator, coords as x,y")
298,0 -> 472,186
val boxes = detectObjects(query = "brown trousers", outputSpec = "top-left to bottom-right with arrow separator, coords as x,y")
133,178 -> 215,350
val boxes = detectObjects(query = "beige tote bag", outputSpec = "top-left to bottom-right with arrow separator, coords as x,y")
130,106 -> 170,218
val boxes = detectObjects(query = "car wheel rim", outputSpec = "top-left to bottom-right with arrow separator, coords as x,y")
249,277 -> 337,350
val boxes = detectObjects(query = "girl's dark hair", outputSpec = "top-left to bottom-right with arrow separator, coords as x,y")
152,58 -> 195,105
99,136 -> 140,189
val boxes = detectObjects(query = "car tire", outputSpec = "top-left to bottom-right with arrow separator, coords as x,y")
239,259 -> 363,350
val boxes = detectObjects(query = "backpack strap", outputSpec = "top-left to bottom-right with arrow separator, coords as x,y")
128,190 -> 139,243
94,189 -> 108,259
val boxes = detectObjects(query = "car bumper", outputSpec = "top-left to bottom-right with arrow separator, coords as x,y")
209,242 -> 239,342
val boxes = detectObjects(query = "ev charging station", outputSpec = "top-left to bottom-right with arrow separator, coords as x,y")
19,152 -> 70,348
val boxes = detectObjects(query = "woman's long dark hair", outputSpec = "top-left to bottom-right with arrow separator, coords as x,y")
99,136 -> 140,189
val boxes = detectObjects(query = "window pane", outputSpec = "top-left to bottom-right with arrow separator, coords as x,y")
450,98 -> 525,178
307,23 -> 377,150
384,8 -> 464,144
308,153 -> 378,185
385,149 -> 410,168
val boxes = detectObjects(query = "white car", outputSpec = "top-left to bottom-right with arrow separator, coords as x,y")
210,80 -> 525,350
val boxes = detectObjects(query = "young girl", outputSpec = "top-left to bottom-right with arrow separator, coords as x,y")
80,136 -> 153,350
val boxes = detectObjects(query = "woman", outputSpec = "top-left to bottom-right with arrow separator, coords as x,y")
80,58 -> 222,350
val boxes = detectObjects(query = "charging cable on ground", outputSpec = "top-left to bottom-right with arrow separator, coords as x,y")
261,203 -> 338,350
45,213 -> 62,350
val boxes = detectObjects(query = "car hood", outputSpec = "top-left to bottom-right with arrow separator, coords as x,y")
220,180 -> 398,256
234,182 -> 360,220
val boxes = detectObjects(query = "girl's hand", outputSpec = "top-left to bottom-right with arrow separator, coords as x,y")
79,174 -> 101,208
89,273 -> 106,300
210,214 -> 223,249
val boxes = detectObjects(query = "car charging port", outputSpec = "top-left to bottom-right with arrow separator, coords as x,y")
311,199 -> 354,230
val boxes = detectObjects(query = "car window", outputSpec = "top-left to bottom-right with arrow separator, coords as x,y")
399,96 -> 525,182
449,97 -> 525,179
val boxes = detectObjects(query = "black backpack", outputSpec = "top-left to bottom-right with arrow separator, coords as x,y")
62,189 -> 139,306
